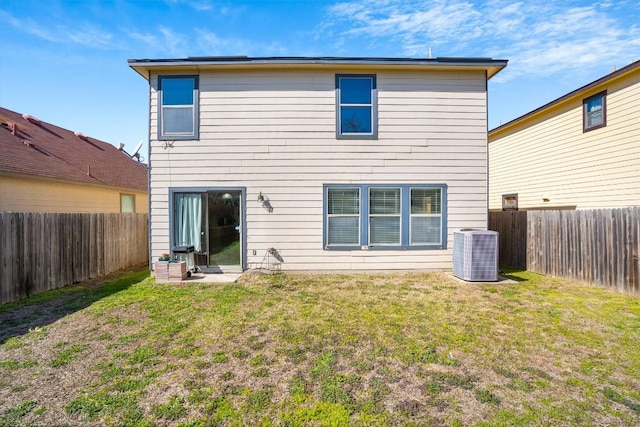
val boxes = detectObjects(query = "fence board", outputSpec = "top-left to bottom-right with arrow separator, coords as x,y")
488,210 -> 527,269
490,207 -> 640,295
0,213 -> 148,305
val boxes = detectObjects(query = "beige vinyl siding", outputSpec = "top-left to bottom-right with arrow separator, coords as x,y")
149,69 -> 489,271
0,175 -> 148,213
489,72 -> 640,210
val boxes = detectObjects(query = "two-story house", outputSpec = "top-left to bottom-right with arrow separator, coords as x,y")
128,56 -> 507,273
489,59 -> 640,211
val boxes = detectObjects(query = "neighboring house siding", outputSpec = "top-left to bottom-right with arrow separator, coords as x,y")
489,71 -> 640,210
0,175 -> 148,213
149,69 -> 489,270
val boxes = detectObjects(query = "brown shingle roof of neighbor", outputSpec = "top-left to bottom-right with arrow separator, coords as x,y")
0,107 -> 147,192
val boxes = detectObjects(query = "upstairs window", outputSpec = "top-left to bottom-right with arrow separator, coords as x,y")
583,91 -> 606,132
336,75 -> 377,139
159,76 -> 198,140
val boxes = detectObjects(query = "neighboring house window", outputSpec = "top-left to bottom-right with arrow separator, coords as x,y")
583,91 -> 606,132
502,194 -> 518,211
121,194 -> 135,213
336,75 -> 377,139
159,75 -> 199,140
324,184 -> 446,249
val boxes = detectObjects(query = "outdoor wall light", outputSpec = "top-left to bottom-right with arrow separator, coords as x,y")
256,192 -> 273,212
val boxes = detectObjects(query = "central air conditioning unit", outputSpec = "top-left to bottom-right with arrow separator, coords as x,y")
453,230 -> 498,281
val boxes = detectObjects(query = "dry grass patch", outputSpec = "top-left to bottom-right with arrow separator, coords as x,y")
0,267 -> 639,426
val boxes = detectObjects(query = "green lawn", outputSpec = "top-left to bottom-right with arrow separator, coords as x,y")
0,268 -> 639,426
209,240 -> 241,266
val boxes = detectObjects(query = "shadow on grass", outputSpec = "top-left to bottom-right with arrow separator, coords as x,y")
498,265 -> 531,283
0,268 -> 149,345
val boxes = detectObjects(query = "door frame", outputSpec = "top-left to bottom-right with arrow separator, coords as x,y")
169,186 -> 246,271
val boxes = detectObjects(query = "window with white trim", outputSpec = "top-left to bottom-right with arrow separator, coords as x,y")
159,75 -> 199,140
583,91 -> 606,132
336,75 -> 377,139
324,184 -> 446,250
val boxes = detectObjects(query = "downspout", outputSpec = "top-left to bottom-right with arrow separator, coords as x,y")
485,70 -> 490,230
147,69 -> 153,273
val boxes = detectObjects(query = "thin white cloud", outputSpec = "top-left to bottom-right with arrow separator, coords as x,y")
195,30 -> 249,55
322,0 -> 640,81
129,32 -> 159,46
162,0 -> 237,13
0,11 -> 60,42
159,26 -> 188,56
0,10 -> 116,49
63,24 -> 114,49
128,26 -> 189,56
191,1 -> 213,11
195,30 -> 287,56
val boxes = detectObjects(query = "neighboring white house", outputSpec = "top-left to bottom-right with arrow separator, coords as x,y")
129,56 -> 507,272
489,59 -> 640,211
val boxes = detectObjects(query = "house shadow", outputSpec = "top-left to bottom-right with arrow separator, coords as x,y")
0,268 -> 148,345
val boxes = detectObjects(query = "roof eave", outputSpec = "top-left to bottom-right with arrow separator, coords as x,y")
128,56 -> 508,80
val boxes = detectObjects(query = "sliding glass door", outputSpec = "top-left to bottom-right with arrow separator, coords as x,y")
172,189 -> 243,272
206,190 -> 241,269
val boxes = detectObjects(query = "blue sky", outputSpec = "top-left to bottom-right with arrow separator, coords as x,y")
1,0 -> 639,158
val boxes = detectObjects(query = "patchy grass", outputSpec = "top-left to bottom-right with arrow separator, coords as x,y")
0,267 -> 639,426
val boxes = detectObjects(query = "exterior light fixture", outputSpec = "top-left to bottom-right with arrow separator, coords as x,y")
257,192 -> 264,203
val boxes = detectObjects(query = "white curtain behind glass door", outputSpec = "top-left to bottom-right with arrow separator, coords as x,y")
174,193 -> 202,252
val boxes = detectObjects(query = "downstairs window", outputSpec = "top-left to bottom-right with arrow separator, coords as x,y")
324,184 -> 447,250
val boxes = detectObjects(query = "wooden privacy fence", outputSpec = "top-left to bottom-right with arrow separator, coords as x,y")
489,208 -> 640,295
0,212 -> 148,304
